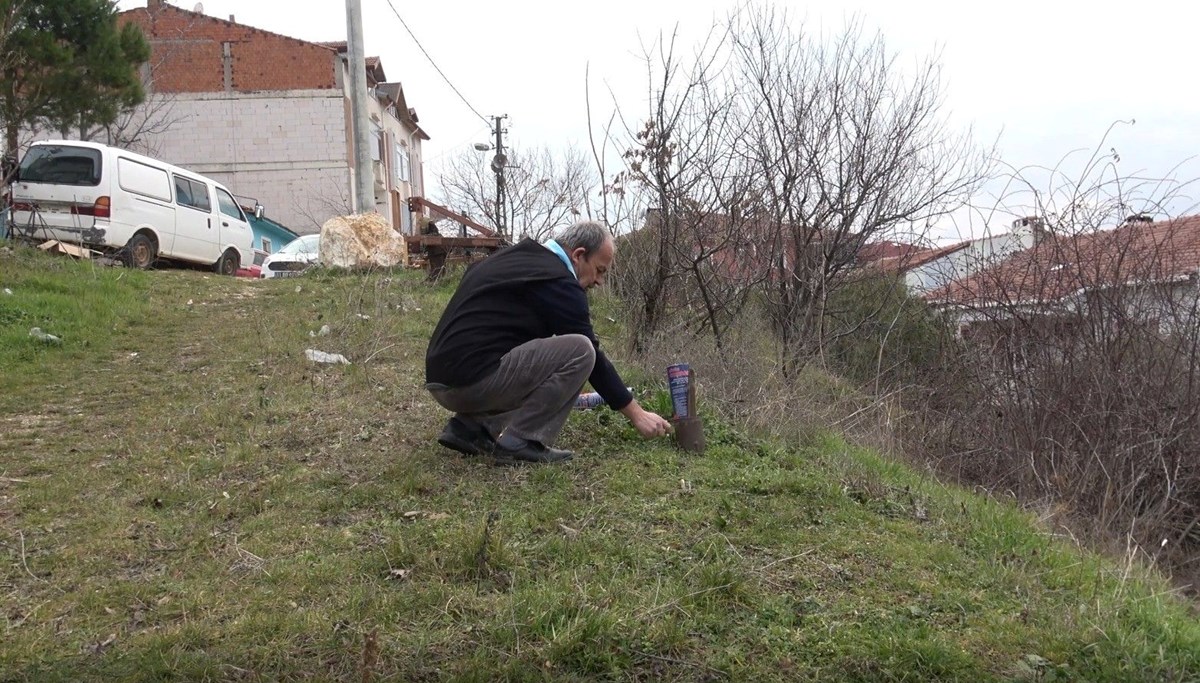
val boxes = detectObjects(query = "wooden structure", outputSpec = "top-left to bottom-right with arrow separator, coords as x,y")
405,197 -> 506,279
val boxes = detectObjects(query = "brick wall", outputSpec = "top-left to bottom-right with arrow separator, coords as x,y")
120,3 -> 338,93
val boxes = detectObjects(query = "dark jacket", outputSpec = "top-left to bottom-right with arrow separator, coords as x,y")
425,238 -> 633,410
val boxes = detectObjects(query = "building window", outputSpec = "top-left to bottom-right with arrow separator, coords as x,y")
261,237 -> 272,254
394,143 -> 410,184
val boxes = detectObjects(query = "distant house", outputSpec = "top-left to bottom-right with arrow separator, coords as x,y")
865,218 -> 1045,295
632,208 -> 1041,300
856,240 -> 925,265
244,207 -> 298,264
865,241 -> 968,291
926,214 -> 1200,338
114,0 -> 429,236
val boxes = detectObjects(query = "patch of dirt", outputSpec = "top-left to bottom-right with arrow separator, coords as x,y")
1,413 -> 55,429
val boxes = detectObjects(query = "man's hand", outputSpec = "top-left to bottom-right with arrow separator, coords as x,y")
619,401 -> 674,439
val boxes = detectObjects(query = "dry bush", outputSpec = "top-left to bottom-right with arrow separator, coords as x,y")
912,138 -> 1200,592
619,300 -> 906,456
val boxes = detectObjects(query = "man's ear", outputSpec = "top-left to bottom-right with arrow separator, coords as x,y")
570,247 -> 588,262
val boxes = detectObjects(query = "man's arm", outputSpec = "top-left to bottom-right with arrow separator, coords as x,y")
532,279 -> 672,438
532,278 -> 632,409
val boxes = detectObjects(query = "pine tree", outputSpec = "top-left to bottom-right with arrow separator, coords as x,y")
0,0 -> 149,160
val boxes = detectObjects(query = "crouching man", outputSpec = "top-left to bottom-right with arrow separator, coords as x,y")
424,220 -> 672,465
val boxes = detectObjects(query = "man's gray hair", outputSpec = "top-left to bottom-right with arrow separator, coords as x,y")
555,220 -> 611,255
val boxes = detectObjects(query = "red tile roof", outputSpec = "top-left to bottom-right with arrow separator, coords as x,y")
857,240 -> 925,265
866,240 -> 970,275
927,215 -> 1200,306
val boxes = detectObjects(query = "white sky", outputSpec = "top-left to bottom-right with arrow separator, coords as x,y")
118,0 -> 1200,244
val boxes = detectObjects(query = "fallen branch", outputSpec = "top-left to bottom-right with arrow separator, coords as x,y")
18,531 -> 42,582
636,583 -> 733,620
755,544 -> 826,572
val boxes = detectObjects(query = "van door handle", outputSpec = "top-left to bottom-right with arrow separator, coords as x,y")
207,218 -> 212,228
222,221 -> 229,227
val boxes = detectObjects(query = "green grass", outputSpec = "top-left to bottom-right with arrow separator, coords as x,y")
1,241 -> 1198,681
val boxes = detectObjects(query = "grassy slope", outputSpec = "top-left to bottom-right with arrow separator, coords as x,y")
1,243 -> 1198,682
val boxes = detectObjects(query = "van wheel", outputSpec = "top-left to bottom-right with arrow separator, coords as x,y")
213,249 -> 240,276
124,234 -> 157,269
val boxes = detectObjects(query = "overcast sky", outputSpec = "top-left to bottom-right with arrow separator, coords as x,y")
118,0 -> 1200,243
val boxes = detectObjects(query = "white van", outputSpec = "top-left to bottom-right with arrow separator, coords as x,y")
8,141 -> 253,274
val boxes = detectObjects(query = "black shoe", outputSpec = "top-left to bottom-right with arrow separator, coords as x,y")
492,440 -> 574,466
437,417 -> 495,457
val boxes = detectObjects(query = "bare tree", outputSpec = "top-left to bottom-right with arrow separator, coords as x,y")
295,180 -> 354,234
606,9 -> 987,362
75,12 -> 207,155
611,23 -> 752,352
435,144 -> 596,241
584,62 -> 648,236
53,5 -> 244,154
725,10 -> 988,376
83,91 -> 188,158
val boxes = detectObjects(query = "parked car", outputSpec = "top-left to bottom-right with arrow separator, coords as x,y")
260,234 -> 320,278
9,140 -> 253,274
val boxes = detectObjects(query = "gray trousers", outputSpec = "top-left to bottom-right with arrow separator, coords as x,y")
427,334 -> 596,446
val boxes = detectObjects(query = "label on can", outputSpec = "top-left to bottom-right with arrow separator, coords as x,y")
667,363 -> 690,418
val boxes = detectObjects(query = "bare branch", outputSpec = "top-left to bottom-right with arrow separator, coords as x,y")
435,144 -> 597,242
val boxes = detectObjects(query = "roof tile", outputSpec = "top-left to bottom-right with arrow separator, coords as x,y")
927,215 -> 1200,306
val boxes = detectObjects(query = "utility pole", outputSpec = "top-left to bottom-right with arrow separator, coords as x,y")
345,0 -> 374,214
490,114 -> 509,241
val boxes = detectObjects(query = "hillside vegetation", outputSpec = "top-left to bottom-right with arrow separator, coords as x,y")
1,244 -> 1198,682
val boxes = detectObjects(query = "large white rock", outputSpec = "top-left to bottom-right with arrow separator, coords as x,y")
318,213 -> 408,270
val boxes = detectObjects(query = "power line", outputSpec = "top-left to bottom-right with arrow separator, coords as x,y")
423,123 -> 493,164
380,0 -> 490,126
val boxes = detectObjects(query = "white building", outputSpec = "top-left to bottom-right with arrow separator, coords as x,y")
868,218 -> 1044,295
110,0 -> 428,236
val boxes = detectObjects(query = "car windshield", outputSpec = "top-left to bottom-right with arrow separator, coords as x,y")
278,235 -> 319,256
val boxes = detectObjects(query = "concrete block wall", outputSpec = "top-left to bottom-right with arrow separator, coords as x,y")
205,166 -> 352,236
146,90 -> 352,234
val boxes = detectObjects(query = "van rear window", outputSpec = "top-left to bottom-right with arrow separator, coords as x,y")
18,145 -> 102,186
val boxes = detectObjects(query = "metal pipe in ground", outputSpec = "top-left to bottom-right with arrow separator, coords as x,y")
671,367 -> 705,453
